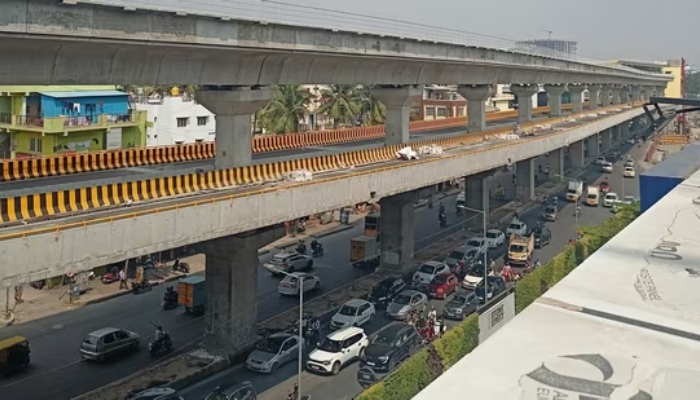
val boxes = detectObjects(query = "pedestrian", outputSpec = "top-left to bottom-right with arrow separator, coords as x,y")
118,268 -> 128,290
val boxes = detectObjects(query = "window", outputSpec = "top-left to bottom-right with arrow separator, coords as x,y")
425,106 -> 435,116
437,107 -> 447,117
29,137 -> 42,152
457,106 -> 465,116
197,116 -> 209,126
176,117 -> 189,127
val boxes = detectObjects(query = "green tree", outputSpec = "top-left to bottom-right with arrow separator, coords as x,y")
358,86 -> 387,125
317,84 -> 362,128
258,85 -> 314,134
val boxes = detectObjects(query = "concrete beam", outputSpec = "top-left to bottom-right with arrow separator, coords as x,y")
588,84 -> 601,109
515,158 -> 535,201
570,140 -> 585,168
372,86 -> 423,146
379,192 -> 415,273
510,84 -> 539,123
568,84 -> 586,113
548,148 -> 564,178
196,86 -> 271,169
458,85 -> 494,133
0,108 -> 646,286
544,84 -> 567,116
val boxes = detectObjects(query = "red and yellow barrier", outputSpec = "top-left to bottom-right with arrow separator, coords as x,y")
0,102 -> 622,225
0,105 -> 575,182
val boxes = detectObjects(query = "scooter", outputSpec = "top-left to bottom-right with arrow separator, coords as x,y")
101,267 -> 121,284
162,291 -> 178,310
438,213 -> 447,228
148,332 -> 173,357
295,245 -> 307,255
311,244 -> 324,257
171,259 -> 190,273
131,280 -> 153,295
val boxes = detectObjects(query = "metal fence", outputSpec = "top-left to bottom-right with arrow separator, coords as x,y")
81,0 -> 643,73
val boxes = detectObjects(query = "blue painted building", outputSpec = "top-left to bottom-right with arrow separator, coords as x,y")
25,90 -> 130,119
639,141 -> 700,212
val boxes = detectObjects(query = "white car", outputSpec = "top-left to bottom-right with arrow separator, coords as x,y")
506,220 -> 528,237
603,192 -> 619,207
594,157 -> 607,166
622,195 -> 637,205
306,327 -> 369,375
277,272 -> 321,296
465,237 -> 488,255
246,332 -> 300,373
412,261 -> 450,285
462,262 -> 490,290
484,229 -> 505,248
330,299 -> 375,330
601,162 -> 613,173
623,166 -> 636,177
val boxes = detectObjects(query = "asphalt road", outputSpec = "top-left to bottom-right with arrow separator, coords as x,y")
0,150 -> 533,400
0,115 -> 545,196
176,141 -> 643,400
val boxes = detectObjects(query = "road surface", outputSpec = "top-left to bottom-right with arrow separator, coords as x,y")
177,141 -> 643,400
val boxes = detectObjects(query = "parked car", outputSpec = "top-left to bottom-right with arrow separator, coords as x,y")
331,299 -> 376,330
263,251 -> 313,276
412,261 -> 450,285
484,229 -> 506,248
307,327 -> 369,375
426,273 -> 459,299
360,323 -> 420,372
603,192 -> 619,207
442,292 -> 480,320
465,237 -> 488,255
365,277 -> 405,309
203,381 -> 257,400
506,220 -> 528,237
385,290 -> 428,320
531,226 -> 552,248
462,262 -> 489,290
277,272 -> 320,296
246,333 -> 299,373
475,276 -> 507,303
80,327 -> 141,361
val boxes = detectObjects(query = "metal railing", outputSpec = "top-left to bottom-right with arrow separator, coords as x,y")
0,113 -> 11,124
81,0 -> 652,75
16,115 -> 44,127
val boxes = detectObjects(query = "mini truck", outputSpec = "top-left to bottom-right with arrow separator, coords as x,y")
507,233 -> 534,266
350,235 -> 380,269
566,180 -> 583,202
178,275 -> 206,315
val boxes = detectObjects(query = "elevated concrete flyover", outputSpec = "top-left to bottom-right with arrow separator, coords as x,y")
0,106 -> 647,286
0,0 -> 671,86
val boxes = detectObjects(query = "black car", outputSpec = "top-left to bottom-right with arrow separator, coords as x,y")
531,226 -> 551,248
204,381 -> 257,400
366,277 -> 406,309
442,291 -> 480,320
360,322 -> 420,372
475,276 -> 507,304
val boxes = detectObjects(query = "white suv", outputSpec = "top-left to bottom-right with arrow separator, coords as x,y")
306,327 -> 369,375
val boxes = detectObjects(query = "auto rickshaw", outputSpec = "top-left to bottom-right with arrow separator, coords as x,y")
0,335 -> 30,375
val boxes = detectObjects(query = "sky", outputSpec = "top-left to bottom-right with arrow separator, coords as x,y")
108,0 -> 697,65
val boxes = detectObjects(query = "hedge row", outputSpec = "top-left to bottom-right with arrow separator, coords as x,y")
356,205 -> 639,400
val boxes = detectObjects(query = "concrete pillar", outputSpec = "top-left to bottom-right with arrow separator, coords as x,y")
570,140 -> 585,168
372,85 -> 423,146
587,84 -> 601,109
464,172 -> 491,231
611,126 -> 621,144
630,86 -> 641,102
600,129 -> 612,151
568,84 -> 586,113
610,86 -> 621,105
600,84 -> 613,107
515,158 -> 535,201
510,84 -> 539,123
202,226 -> 284,352
544,84 -> 566,116
586,134 -> 600,157
197,86 -> 271,169
620,122 -> 630,138
458,85 -> 494,132
548,148 -> 564,178
654,85 -> 665,97
619,86 -> 630,104
379,192 -> 415,273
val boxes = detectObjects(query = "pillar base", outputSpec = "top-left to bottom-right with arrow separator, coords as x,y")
544,84 -> 566,117
548,148 -> 564,178
568,84 -> 585,114
515,158 -> 535,201
570,140 -> 585,168
372,86 -> 423,146
458,85 -> 493,133
379,192 -> 416,274
587,84 -> 601,110
511,84 -> 538,123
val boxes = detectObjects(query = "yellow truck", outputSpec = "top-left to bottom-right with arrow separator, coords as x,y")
507,233 -> 534,266
350,235 -> 380,269
585,186 -> 600,206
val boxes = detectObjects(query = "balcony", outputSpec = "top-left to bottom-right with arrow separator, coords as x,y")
0,113 -> 137,133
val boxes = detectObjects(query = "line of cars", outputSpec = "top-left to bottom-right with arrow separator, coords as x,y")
591,156 -> 638,210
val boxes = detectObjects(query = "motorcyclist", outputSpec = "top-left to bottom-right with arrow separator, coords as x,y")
310,239 -> 323,255
427,306 -> 437,320
310,316 -> 321,343
575,205 -> 582,216
296,240 -> 307,255
154,325 -> 164,343
438,202 -> 445,215
164,286 -> 177,302
438,210 -> 447,226
534,259 -> 542,269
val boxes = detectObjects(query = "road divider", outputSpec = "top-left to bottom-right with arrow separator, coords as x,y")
0,105 -> 580,182
0,104 -> 629,228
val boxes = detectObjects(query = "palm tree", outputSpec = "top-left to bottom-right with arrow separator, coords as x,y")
317,84 -> 362,128
258,85 -> 314,134
358,86 -> 386,125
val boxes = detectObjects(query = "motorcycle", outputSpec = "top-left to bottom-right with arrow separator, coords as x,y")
162,291 -> 178,310
131,280 -> 153,294
295,245 -> 307,255
148,332 -> 173,357
171,259 -> 190,273
438,212 -> 447,228
101,267 -> 121,284
311,243 -> 324,258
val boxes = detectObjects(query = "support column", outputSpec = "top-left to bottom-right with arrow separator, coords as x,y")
458,85 -> 494,132
654,85 -> 665,97
515,158 -> 535,201
548,148 -> 564,178
610,86 -> 621,105
570,140 -> 585,168
544,84 -> 566,116
619,86 -> 630,104
379,192 -> 415,273
510,84 -> 539,123
611,126 -> 621,144
600,129 -> 612,151
464,172 -> 491,231
196,86 -> 271,170
372,85 -> 423,146
630,86 -> 641,102
620,122 -> 630,138
587,84 -> 601,109
586,134 -> 600,157
568,84 -> 586,113
599,84 -> 613,107
203,226 -> 285,353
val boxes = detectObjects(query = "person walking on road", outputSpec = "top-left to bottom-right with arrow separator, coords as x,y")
119,269 -> 128,290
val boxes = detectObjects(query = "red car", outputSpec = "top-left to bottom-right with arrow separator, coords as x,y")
599,180 -> 610,193
427,273 -> 459,299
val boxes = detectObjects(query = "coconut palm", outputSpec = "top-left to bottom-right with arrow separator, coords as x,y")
258,85 -> 314,134
358,86 -> 386,125
317,84 -> 362,128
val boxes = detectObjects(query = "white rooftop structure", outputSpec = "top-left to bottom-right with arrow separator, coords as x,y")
414,168 -> 700,400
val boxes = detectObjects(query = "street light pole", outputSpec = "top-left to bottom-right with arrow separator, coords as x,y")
457,205 -> 489,301
278,269 -> 305,398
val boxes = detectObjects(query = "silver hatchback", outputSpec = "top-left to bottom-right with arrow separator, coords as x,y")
385,290 -> 428,320
80,327 -> 140,361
